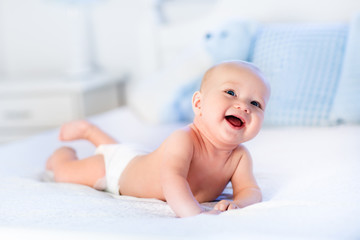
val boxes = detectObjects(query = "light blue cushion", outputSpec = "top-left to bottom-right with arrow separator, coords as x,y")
251,24 -> 348,126
331,13 -> 360,124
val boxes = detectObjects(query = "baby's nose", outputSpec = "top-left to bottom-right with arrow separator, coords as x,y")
234,103 -> 250,113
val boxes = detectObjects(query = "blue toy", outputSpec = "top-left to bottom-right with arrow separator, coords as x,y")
167,19 -> 258,122
204,19 -> 258,63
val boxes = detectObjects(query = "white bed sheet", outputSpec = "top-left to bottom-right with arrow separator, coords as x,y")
1,107 -> 359,239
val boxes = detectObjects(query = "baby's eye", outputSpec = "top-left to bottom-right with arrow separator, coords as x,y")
225,90 -> 236,97
251,100 -> 261,108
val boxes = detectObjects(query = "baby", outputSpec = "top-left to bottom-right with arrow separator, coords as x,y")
46,61 -> 271,217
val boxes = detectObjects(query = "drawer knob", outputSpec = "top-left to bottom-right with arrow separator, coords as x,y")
4,110 -> 31,120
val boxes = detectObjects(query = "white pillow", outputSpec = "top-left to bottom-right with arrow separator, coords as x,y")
127,42 -> 212,124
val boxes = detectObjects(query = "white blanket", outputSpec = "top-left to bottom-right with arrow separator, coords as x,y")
1,107 -> 359,239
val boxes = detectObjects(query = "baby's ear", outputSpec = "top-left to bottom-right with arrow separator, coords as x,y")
192,91 -> 202,115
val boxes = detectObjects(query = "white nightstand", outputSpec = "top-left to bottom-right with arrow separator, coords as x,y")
0,74 -> 127,143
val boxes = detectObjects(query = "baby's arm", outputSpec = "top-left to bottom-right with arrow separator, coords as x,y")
160,130 -> 204,217
214,146 -> 262,211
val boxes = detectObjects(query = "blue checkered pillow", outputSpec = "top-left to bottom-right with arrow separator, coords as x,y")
251,24 -> 348,126
331,13 -> 360,124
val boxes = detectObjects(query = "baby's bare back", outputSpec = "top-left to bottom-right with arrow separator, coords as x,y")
118,127 -> 242,203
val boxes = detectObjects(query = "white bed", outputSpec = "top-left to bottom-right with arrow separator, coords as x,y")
1,107 -> 360,239
2,0 -> 360,239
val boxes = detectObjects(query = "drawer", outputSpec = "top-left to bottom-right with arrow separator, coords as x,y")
0,95 -> 74,127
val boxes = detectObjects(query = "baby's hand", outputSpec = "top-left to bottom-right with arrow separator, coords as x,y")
214,200 -> 239,212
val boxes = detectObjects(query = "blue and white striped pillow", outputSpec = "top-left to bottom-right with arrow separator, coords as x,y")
251,24 -> 348,126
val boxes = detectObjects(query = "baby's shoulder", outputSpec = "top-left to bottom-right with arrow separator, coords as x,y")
168,126 -> 193,140
162,126 -> 195,148
231,144 -> 251,159
158,127 -> 195,159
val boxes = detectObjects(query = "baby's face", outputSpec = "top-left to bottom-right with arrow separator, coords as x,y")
194,63 -> 270,146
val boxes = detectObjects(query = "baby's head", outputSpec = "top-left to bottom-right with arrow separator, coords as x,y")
192,61 -> 270,146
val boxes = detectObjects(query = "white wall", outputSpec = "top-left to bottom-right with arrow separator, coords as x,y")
0,0 -> 73,78
0,0 -> 159,80
212,0 -> 360,23
0,0 -> 359,81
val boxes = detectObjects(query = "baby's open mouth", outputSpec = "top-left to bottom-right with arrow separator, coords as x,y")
225,115 -> 245,128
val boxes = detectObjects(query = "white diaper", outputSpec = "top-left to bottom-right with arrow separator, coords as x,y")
95,144 -> 147,195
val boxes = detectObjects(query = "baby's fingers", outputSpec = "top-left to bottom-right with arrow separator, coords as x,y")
214,200 -> 240,211
214,200 -> 231,211
227,203 -> 239,210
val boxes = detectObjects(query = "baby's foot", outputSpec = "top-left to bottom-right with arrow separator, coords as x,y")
46,146 -> 77,171
59,120 -> 94,141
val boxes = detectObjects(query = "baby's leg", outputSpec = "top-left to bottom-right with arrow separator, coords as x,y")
59,120 -> 117,147
46,146 -> 105,188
